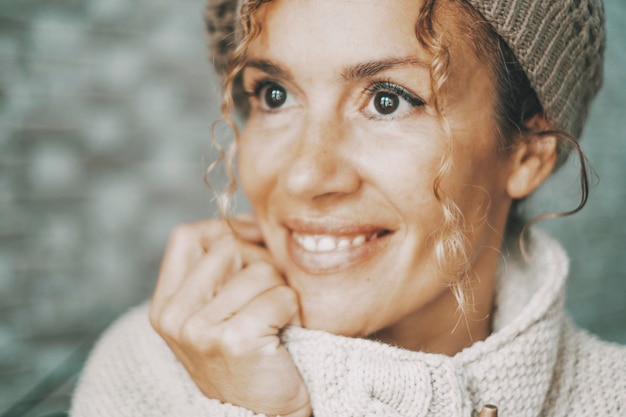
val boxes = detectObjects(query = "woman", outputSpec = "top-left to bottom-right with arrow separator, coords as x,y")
71,0 -> 625,416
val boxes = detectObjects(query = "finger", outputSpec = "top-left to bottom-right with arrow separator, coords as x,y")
184,285 -> 300,352
224,285 -> 300,352
200,216 -> 263,251
192,261 -> 284,326
230,213 -> 263,243
155,236 -> 240,337
151,223 -> 206,315
234,212 -> 257,223
154,235 -> 273,324
152,218 -> 262,316
237,240 -> 273,266
158,237 -> 277,333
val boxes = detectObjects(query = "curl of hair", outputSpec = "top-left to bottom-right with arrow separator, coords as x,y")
415,0 -> 474,314
206,0 -> 268,221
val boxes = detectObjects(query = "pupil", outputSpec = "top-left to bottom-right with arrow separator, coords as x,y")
374,92 -> 399,115
265,85 -> 287,108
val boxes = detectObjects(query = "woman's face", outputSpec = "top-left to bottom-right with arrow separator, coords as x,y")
238,0 -> 515,349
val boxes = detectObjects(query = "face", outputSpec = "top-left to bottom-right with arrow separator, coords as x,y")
238,0 -> 516,350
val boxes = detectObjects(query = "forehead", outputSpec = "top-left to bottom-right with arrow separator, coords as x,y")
246,0 -> 487,89
250,0 -> 427,64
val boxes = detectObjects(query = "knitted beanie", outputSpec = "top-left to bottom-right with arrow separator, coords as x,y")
204,0 -> 605,139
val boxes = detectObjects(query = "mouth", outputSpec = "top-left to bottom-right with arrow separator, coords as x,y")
286,224 -> 393,274
292,230 -> 389,252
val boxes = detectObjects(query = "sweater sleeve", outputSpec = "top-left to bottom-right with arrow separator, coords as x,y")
70,303 -> 266,417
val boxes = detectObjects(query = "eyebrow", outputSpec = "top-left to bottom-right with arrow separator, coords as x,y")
244,59 -> 294,81
243,56 -> 427,81
341,57 -> 428,81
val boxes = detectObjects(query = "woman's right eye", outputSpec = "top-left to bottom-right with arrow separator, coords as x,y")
250,81 -> 294,111
261,83 -> 287,108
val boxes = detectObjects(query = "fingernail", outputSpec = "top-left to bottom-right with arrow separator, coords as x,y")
479,404 -> 498,417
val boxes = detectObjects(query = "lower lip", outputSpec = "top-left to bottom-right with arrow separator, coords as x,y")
286,232 -> 392,274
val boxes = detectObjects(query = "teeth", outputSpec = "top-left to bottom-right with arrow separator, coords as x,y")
317,236 -> 336,251
294,232 -> 379,252
302,235 -> 317,252
337,238 -> 351,249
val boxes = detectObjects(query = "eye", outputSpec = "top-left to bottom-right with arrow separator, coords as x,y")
261,82 -> 288,109
363,81 -> 425,119
373,92 -> 400,115
247,80 -> 295,112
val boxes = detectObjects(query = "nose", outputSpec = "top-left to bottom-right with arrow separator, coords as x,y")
280,115 -> 360,202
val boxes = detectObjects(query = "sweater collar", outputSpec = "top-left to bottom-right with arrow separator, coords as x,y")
282,231 -> 569,417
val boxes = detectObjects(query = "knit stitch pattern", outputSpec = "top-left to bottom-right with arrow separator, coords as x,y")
70,231 -> 626,417
465,0 -> 605,138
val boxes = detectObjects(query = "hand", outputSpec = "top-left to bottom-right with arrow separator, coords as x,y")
149,215 -> 311,417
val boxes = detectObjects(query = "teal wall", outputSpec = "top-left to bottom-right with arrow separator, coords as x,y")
0,0 -> 624,415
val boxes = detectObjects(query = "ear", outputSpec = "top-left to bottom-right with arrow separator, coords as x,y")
506,115 -> 558,199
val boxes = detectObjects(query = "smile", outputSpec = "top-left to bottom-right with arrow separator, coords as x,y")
286,226 -> 392,274
292,231 -> 385,252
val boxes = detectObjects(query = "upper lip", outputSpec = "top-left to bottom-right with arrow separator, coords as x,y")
283,217 -> 393,236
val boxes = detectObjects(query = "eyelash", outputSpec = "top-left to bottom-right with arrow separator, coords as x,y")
363,80 -> 426,108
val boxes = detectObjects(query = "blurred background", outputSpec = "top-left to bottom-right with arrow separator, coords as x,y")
0,0 -> 624,416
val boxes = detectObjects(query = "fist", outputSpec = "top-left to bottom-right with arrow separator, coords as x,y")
149,216 -> 311,417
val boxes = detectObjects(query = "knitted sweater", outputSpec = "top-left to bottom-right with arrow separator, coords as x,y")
70,232 -> 626,417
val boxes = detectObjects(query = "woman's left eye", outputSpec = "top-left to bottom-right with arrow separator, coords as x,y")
372,91 -> 401,115
363,82 -> 425,119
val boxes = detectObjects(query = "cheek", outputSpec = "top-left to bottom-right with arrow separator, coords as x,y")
238,117 -> 304,208
237,128 -> 279,210
441,148 -> 512,247
237,147 -> 262,205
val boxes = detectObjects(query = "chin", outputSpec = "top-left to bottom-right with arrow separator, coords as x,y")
293,288 -> 386,338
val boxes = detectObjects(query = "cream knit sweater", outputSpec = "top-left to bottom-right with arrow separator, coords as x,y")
70,232 -> 626,417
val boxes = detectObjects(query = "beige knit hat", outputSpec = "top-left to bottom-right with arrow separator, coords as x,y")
205,0 -> 605,139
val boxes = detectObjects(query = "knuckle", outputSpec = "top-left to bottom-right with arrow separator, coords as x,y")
275,286 -> 300,315
148,303 -> 161,331
203,232 -> 236,255
180,317 -> 225,354
211,236 -> 241,263
200,222 -> 223,243
169,224 -> 194,247
180,316 -> 208,348
219,327 -> 249,357
154,303 -> 183,339
202,219 -> 234,241
275,284 -> 298,303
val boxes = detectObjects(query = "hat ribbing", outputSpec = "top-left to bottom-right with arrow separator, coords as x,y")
205,0 -> 606,139
465,0 -> 605,138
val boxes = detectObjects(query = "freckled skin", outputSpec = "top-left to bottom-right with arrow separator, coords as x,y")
238,0 -> 516,354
